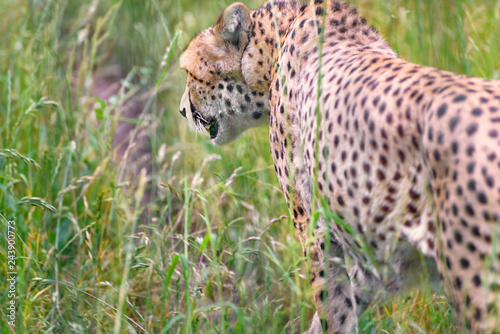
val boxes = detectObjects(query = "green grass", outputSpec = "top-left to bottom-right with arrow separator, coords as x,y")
0,0 -> 498,333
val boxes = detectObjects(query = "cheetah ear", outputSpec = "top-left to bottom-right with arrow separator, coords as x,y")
215,2 -> 251,51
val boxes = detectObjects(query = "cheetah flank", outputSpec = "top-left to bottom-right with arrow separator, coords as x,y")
178,1 -> 500,332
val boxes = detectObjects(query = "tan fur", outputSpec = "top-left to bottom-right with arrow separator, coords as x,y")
179,1 -> 500,332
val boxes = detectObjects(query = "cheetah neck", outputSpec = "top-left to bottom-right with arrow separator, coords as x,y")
241,0 -> 395,93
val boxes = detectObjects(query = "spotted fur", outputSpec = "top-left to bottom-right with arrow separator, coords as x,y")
179,1 -> 500,333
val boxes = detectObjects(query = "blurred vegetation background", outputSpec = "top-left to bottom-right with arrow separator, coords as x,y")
0,0 -> 498,333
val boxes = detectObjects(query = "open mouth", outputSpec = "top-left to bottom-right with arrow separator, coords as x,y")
193,112 -> 218,139
186,91 -> 219,139
208,120 -> 219,139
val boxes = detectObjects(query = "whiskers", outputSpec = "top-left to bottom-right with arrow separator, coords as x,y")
188,111 -> 210,136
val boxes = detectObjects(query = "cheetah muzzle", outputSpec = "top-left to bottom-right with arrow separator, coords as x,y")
179,1 -> 500,333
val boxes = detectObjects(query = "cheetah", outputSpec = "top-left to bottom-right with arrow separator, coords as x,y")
178,1 -> 500,332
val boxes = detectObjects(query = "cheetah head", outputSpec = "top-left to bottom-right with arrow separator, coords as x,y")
179,3 -> 270,145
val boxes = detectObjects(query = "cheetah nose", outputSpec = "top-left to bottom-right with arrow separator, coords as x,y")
179,107 -> 187,118
180,89 -> 191,119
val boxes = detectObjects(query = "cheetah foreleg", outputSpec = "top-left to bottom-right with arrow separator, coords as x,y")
308,217 -> 359,333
